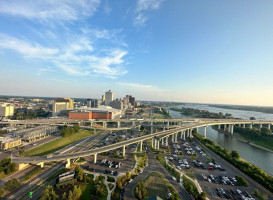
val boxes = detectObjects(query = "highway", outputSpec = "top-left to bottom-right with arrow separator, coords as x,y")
11,119 -> 273,164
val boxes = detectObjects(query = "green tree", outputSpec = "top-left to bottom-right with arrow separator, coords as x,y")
73,124 -> 80,133
231,150 -> 240,159
199,192 -> 207,200
75,165 -> 84,181
4,178 -> 20,191
261,127 -> 271,136
19,149 -> 25,156
40,185 -> 59,200
250,117 -> 256,120
116,177 -> 122,189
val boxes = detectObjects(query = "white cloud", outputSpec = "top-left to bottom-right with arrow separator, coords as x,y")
0,0 -> 101,23
134,0 -> 165,25
0,30 -> 128,79
117,82 -> 164,92
0,34 -> 59,58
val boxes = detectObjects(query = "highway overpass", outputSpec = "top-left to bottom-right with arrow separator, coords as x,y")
10,118 -> 273,169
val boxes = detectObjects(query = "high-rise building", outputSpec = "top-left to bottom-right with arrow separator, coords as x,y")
102,95 -> 105,101
53,98 -> 74,116
87,99 -> 92,107
0,103 -> 14,117
126,95 -> 136,106
110,99 -> 123,110
105,90 -> 113,106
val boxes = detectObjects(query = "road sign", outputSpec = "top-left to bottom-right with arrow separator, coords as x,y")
29,191 -> 32,198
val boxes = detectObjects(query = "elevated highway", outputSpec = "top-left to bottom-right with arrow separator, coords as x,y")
11,118 -> 273,168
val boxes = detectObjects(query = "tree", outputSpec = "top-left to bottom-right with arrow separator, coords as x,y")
4,178 -> 20,191
199,192 -> 207,200
250,117 -> 256,120
40,185 -> 59,200
231,150 -> 240,159
19,149 -> 25,156
73,124 -> 80,133
75,165 -> 84,181
261,127 -> 271,136
116,177 -> 122,189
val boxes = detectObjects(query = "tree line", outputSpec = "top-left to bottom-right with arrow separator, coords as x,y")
60,124 -> 80,137
194,132 -> 273,193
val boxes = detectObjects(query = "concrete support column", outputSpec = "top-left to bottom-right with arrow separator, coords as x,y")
204,126 -> 207,138
162,138 -> 164,145
158,139 -> 160,149
231,124 -> 234,134
228,124 -> 231,133
103,122 -> 107,128
132,121 -> 135,127
249,124 -> 253,129
238,124 -> 241,127
224,124 -> 226,131
117,121 -> 121,128
183,131 -> 186,140
94,154 -> 97,164
268,124 -> 271,129
166,136 -> 168,146
151,127 -> 153,134
138,125 -> 141,131
151,138 -> 154,148
140,141 -> 143,152
175,133 -> 178,143
167,121 -> 170,126
123,145 -> 126,157
180,131 -> 183,139
196,127 -> 199,133
242,124 -> 245,128
218,124 -> 221,129
172,134 -> 174,142
163,127 -> 166,131
150,121 -> 153,126
190,129 -> 192,138
259,124 -> 262,129
38,162 -> 44,168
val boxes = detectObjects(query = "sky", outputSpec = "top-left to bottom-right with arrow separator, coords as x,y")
0,0 -> 273,106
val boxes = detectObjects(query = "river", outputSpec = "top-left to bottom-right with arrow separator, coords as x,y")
168,106 -> 273,175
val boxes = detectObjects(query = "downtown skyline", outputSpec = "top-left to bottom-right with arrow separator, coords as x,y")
1,0 -> 273,106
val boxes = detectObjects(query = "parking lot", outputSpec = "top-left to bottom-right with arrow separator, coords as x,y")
165,137 -> 265,200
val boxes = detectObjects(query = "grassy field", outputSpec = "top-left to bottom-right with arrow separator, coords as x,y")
25,130 -> 93,156
154,113 -> 165,119
135,171 -> 180,200
235,133 -> 273,151
80,174 -> 95,200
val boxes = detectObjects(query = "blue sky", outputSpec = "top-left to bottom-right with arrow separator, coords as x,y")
0,0 -> 273,106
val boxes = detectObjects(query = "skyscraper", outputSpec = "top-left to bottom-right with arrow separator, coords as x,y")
105,90 -> 113,106
52,98 -> 74,116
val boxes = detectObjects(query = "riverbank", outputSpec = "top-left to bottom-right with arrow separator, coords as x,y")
193,132 -> 273,193
211,126 -> 273,154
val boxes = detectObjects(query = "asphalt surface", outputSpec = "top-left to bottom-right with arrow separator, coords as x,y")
123,147 -> 192,200
193,138 -> 273,200
12,119 -> 273,164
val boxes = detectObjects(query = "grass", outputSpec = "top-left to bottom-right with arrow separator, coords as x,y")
25,130 -> 93,156
21,167 -> 43,183
183,175 -> 200,198
136,153 -> 147,169
185,169 -> 196,180
134,172 -> 180,200
156,155 -> 180,181
80,174 -> 95,200
154,113 -> 165,119
45,168 -> 70,183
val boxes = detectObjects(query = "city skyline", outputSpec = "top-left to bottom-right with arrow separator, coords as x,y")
1,1 -> 273,106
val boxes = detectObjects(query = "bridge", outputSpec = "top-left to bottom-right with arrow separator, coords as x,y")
10,118 -> 273,169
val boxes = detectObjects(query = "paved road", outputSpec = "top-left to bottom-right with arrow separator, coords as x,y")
11,119 -> 273,164
123,147 -> 192,200
194,138 -> 273,200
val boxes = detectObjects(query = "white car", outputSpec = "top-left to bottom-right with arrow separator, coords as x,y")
172,176 -> 176,181
47,155 -> 52,158
166,193 -> 172,199
176,166 -> 181,170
